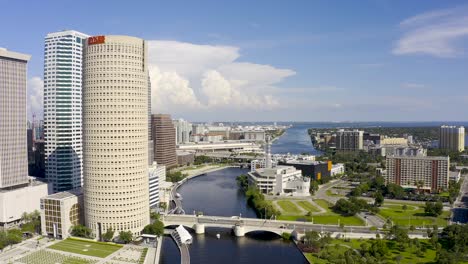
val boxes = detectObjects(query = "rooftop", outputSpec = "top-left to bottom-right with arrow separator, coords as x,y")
0,48 -> 31,61
43,188 -> 82,200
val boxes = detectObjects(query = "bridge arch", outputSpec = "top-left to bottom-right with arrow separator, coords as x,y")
244,229 -> 283,237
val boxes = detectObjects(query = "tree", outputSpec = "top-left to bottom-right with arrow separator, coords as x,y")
142,220 -> 164,236
402,204 -> 408,211
71,225 -> 93,238
6,229 -> 22,245
150,212 -> 160,220
425,201 -> 443,216
309,180 -> 319,195
374,191 -> 384,207
387,225 -> 409,244
119,231 -> 133,244
102,228 -> 114,242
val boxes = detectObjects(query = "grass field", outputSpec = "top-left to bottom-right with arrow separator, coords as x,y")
296,201 -> 320,213
305,239 -> 440,264
276,200 -> 302,214
48,238 -> 122,258
278,199 -> 365,226
326,189 -> 344,197
378,202 -> 450,227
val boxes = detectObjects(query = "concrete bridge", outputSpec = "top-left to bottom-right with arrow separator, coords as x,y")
161,214 -> 374,238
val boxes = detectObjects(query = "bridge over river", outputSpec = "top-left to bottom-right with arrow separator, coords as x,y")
161,214 -> 430,239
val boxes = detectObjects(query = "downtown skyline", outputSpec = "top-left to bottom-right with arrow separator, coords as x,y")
1,0 -> 468,122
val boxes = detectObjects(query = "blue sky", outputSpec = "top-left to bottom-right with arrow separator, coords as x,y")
1,0 -> 468,122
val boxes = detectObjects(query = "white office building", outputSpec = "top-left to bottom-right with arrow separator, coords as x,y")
248,136 -> 310,196
248,166 -> 310,196
149,162 -> 166,208
173,119 -> 192,144
331,164 -> 345,176
44,30 -> 89,193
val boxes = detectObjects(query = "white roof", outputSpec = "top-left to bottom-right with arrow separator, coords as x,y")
175,225 -> 192,244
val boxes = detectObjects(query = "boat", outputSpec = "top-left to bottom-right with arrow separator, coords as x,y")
216,233 -> 220,239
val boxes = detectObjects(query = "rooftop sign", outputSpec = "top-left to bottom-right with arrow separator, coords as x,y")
88,36 -> 105,45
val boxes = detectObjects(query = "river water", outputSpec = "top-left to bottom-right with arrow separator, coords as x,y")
160,167 -> 308,264
160,124 -> 315,263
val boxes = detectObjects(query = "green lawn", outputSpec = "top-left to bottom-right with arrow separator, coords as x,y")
305,239 -> 441,264
296,201 -> 320,213
378,202 -> 450,227
326,189 -> 344,197
276,200 -> 302,215
314,199 -> 333,212
278,199 -> 365,226
48,238 -> 122,258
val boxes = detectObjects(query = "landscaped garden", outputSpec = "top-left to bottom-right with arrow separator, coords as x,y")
276,199 -> 365,226
305,238 -> 439,264
48,238 -> 122,258
17,250 -> 99,264
378,202 -> 450,227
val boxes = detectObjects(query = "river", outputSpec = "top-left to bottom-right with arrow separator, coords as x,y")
160,167 -> 308,264
160,125 -> 315,263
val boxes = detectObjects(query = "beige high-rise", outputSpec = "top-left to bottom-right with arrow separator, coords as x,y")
83,35 -> 149,239
439,125 -> 465,152
0,48 -> 30,188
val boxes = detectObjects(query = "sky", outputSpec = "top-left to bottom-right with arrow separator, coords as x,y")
1,0 -> 468,122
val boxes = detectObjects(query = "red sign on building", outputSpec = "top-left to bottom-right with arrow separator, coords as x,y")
88,36 -> 105,45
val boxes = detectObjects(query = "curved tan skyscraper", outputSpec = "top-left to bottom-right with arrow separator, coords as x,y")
83,35 -> 149,239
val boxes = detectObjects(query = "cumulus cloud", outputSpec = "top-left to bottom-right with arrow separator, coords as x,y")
147,40 -> 295,116
393,6 -> 468,57
27,77 -> 43,119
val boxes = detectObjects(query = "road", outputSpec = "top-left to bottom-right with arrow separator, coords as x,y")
163,214 -> 429,238
452,173 -> 468,224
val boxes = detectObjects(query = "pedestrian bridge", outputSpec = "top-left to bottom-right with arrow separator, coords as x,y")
162,214 -> 371,237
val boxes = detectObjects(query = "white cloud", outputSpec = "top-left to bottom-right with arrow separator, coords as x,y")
393,6 -> 468,57
27,77 -> 43,118
147,40 -> 295,116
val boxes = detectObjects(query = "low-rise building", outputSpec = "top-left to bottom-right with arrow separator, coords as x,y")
0,178 -> 48,229
380,137 -> 408,146
331,164 -> 345,176
248,166 -> 310,196
177,151 -> 195,166
278,160 -> 332,181
244,130 -> 266,142
40,188 -> 83,239
449,171 -> 461,183
178,141 -> 261,153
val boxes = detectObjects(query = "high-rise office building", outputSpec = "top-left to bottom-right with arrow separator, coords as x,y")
386,155 -> 449,191
0,48 -> 30,188
439,125 -> 465,152
44,30 -> 89,193
0,48 -> 48,228
173,118 -> 192,144
335,129 -> 364,151
83,35 -> 150,238
152,114 -> 177,168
